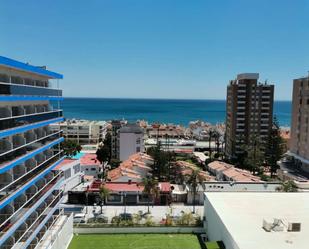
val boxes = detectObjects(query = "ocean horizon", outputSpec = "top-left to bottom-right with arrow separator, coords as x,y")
59,97 -> 292,127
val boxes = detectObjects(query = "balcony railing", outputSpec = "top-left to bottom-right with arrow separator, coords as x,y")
0,110 -> 62,131
0,82 -> 62,97
0,134 -> 62,167
0,155 -> 64,209
0,171 -> 64,231
0,173 -> 64,247
0,151 -> 63,204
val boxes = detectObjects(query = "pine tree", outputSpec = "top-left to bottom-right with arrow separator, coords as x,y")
265,116 -> 284,177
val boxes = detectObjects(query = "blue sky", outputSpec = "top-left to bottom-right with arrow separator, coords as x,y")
1,0 -> 308,100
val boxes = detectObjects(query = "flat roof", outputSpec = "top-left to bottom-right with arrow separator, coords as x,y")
0,56 -> 63,79
205,192 -> 309,249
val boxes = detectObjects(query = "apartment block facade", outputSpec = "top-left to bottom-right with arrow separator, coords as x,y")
50,119 -> 109,145
111,120 -> 126,160
225,73 -> 274,159
289,75 -> 309,172
0,56 -> 66,249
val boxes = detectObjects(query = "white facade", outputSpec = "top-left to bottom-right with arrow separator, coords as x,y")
50,119 -> 109,145
204,192 -> 309,249
119,124 -> 144,161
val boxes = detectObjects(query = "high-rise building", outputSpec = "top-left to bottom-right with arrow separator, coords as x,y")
0,56 -> 68,248
111,120 -> 126,160
225,73 -> 274,159
289,75 -> 309,172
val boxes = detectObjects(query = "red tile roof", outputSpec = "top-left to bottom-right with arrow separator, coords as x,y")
80,153 -> 101,166
54,158 -> 76,170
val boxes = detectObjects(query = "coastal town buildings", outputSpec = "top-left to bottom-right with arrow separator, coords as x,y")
119,123 -> 145,161
225,73 -> 274,159
50,119 -> 109,145
0,56 -> 70,248
288,75 -> 309,172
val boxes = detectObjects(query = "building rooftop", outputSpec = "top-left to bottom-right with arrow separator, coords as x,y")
205,192 -> 309,249
0,56 -> 63,79
119,123 -> 143,134
80,153 -> 101,166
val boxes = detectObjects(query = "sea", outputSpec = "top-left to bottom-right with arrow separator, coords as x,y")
58,98 -> 292,127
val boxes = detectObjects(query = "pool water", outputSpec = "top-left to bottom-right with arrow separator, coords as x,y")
71,152 -> 85,159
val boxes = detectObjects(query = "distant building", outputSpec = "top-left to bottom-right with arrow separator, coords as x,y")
225,73 -> 274,159
111,120 -> 126,160
288,75 -> 309,172
50,119 -> 109,145
207,161 -> 261,182
204,192 -> 309,249
119,123 -> 144,161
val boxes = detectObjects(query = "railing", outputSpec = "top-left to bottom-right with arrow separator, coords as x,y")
0,137 -> 63,174
0,151 -> 63,203
0,130 -> 62,158
0,155 -> 64,209
0,110 -> 62,131
0,82 -> 62,97
0,171 -> 64,231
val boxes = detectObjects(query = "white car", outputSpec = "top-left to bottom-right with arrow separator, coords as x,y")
73,213 -> 86,223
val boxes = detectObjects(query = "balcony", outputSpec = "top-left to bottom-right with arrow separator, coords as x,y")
0,178 -> 64,249
0,155 -> 64,210
0,82 -> 62,97
0,109 -> 62,132
0,132 -> 62,168
0,152 -> 63,206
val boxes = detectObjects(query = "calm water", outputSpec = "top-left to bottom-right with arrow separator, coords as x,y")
58,98 -> 292,127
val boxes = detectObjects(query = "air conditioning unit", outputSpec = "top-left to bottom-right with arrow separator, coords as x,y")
288,222 -> 301,232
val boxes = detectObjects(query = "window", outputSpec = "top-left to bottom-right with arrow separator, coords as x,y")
136,138 -> 141,144
64,169 -> 71,179
136,147 -> 140,152
91,168 -> 96,171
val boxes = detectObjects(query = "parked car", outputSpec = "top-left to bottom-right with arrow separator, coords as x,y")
73,213 -> 86,223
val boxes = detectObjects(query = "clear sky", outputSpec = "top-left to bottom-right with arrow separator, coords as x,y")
1,0 -> 308,100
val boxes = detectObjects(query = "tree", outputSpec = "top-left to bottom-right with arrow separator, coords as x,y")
61,140 -> 82,158
185,170 -> 202,213
142,177 -> 159,213
96,133 -> 112,180
99,184 -> 110,214
265,116 -> 284,177
207,128 -> 214,159
147,143 -> 170,180
243,135 -> 264,173
278,180 -> 298,192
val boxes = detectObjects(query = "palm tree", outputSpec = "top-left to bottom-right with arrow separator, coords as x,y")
142,177 -> 159,213
99,184 -> 110,214
185,170 -> 202,214
207,128 -> 214,159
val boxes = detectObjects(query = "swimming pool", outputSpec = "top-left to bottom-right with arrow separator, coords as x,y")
71,152 -> 85,159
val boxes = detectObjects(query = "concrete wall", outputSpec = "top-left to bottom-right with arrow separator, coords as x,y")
74,226 -> 204,234
119,132 -> 144,161
204,196 -> 239,249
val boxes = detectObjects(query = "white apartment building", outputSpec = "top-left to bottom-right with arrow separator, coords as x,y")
119,124 -> 144,161
50,119 -> 109,145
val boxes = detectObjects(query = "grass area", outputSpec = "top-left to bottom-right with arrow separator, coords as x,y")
69,234 -> 201,249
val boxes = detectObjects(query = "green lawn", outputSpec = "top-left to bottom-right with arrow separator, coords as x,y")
69,234 -> 201,249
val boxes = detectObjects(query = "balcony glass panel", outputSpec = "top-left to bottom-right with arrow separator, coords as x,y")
0,110 -> 62,131
0,83 -> 62,97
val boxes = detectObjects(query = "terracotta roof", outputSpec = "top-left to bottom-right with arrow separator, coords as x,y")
54,158 -> 76,170
159,182 -> 171,193
208,161 -> 233,171
107,153 -> 153,181
105,182 -> 144,192
80,153 -> 101,166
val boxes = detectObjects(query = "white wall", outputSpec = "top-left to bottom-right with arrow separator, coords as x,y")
119,132 -> 144,161
50,214 -> 73,249
74,226 -> 204,234
204,196 -> 239,249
